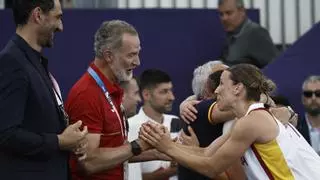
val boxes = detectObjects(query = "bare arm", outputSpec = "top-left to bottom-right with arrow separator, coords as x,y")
142,166 -> 177,180
209,103 -> 235,124
129,149 -> 171,162
140,119 -> 258,178
174,142 -> 206,156
78,134 -> 134,174
166,121 -> 255,178
225,158 -> 246,180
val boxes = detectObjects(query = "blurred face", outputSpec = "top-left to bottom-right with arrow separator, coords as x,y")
215,71 -> 237,111
146,82 -> 175,114
122,79 -> 141,118
38,0 -> 63,47
218,0 -> 245,32
110,33 -> 141,82
302,81 -> 320,116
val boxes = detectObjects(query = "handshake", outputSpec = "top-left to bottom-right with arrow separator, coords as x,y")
138,122 -> 175,153
58,120 -> 88,160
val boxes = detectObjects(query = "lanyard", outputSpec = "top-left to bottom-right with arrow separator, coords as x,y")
49,73 -> 69,126
87,67 -> 127,140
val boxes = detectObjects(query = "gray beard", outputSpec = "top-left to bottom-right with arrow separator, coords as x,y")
306,107 -> 320,116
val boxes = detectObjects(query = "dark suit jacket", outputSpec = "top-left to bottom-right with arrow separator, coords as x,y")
297,114 -> 311,145
0,35 -> 69,180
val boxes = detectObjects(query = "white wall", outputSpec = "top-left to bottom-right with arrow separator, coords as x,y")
0,0 -> 4,9
118,0 -> 320,44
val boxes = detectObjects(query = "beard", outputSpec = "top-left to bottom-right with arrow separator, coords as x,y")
116,70 -> 132,82
111,63 -> 132,82
38,26 -> 54,48
305,107 -> 320,116
150,102 -> 173,114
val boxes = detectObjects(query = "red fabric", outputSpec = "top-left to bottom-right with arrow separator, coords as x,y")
65,62 -> 125,180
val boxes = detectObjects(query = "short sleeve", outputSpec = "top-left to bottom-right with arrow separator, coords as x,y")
65,87 -> 104,133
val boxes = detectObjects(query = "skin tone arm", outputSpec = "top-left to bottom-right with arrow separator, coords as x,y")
179,121 -> 246,180
140,112 -> 275,179
142,165 -> 177,180
210,104 -> 235,124
180,97 -> 235,124
78,134 -> 150,175
130,149 -> 171,162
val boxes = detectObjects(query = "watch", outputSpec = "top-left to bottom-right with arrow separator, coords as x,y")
130,140 -> 142,156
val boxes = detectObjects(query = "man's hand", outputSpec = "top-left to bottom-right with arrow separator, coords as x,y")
136,138 -> 152,152
179,99 -> 200,124
74,138 -> 89,161
139,122 -> 173,153
179,126 -> 199,146
58,120 -> 88,151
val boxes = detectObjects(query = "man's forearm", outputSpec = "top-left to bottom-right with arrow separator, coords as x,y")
129,149 -> 171,162
142,167 -> 177,180
159,134 -> 230,178
79,143 -> 133,174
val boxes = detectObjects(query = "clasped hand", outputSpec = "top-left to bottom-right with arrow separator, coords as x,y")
58,120 -> 88,160
138,122 -> 173,153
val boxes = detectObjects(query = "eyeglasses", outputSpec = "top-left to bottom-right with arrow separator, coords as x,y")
303,90 -> 320,98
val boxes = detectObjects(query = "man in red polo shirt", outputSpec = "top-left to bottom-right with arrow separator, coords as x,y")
65,20 -> 150,180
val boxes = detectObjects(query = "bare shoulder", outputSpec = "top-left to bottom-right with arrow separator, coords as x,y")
231,111 -> 271,139
225,116 -> 260,150
238,110 -> 278,143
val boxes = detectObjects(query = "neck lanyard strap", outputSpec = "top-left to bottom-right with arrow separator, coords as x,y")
87,67 -> 127,140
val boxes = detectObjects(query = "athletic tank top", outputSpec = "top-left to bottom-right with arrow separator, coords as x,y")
242,103 -> 320,180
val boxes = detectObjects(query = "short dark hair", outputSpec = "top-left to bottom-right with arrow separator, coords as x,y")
12,0 -> 55,26
138,69 -> 172,91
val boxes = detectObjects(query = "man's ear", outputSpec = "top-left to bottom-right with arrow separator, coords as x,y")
31,7 -> 44,24
142,89 -> 150,101
102,50 -> 113,63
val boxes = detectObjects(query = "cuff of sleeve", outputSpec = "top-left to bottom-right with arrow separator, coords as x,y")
44,133 -> 60,152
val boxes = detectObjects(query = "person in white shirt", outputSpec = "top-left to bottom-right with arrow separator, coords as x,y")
128,69 -> 181,180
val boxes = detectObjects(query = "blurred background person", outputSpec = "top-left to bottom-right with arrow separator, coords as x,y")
298,75 -> 320,154
120,77 -> 142,119
128,69 -> 181,180
218,0 -> 278,68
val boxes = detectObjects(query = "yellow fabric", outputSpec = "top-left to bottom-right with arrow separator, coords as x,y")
208,102 -> 216,124
253,139 -> 294,180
